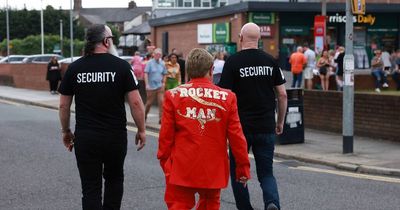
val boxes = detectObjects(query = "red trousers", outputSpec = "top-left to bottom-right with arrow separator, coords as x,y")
165,182 -> 221,210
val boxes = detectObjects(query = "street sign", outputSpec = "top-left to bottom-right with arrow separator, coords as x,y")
352,0 -> 365,15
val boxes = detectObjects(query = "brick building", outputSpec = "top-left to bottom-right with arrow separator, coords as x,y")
149,1 -> 400,69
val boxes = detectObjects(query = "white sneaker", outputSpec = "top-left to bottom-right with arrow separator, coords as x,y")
375,88 -> 381,93
382,83 -> 389,88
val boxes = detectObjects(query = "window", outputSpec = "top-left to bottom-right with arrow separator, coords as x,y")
178,0 -> 183,7
211,0 -> 218,7
220,0 -> 227,6
194,0 -> 201,7
202,0 -> 211,7
184,0 -> 192,7
157,0 -> 175,7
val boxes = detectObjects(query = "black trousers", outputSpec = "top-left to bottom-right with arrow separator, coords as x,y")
49,80 -> 59,91
74,132 -> 127,210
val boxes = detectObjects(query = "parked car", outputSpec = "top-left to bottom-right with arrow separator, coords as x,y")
119,56 -> 133,64
0,55 -> 28,63
59,56 -> 82,64
22,54 -> 64,63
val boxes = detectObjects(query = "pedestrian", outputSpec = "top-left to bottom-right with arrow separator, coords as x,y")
381,49 -> 392,81
131,51 -> 147,103
334,46 -> 345,91
158,48 -> 251,210
219,22 -> 288,210
393,50 -> 400,91
58,24 -> 146,210
371,49 -> 388,92
165,53 -> 181,90
317,50 -> 331,91
176,51 -> 186,84
144,48 -> 167,124
289,46 -> 307,88
46,56 -> 61,94
213,51 -> 225,84
303,44 -> 316,90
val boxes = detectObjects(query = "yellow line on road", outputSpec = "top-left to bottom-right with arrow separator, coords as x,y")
291,166 -> 400,184
127,126 -> 160,138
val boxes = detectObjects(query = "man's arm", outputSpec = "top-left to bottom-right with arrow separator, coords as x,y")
59,95 -> 74,151
227,95 -> 251,184
126,90 -> 146,151
144,72 -> 149,90
157,92 -> 175,175
274,84 -> 287,135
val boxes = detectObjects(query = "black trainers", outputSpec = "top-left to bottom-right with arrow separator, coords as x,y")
267,203 -> 278,210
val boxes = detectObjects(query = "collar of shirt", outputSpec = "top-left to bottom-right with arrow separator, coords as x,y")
188,77 -> 212,84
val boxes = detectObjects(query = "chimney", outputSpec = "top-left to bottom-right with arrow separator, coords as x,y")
74,0 -> 82,11
128,1 -> 137,9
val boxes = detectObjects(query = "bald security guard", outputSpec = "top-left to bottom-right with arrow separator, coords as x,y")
219,23 -> 288,210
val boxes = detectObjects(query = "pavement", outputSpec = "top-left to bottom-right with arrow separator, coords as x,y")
0,85 -> 400,178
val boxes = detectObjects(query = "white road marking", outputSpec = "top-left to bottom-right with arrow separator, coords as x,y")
291,166 -> 400,184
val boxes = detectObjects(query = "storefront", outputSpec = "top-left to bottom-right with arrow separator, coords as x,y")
149,2 -> 400,69
279,12 -> 400,69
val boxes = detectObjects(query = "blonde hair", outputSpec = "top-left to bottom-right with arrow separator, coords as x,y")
186,48 -> 213,78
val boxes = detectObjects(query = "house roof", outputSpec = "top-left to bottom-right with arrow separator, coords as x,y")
149,2 -> 400,27
79,7 -> 151,23
80,14 -> 105,25
123,21 -> 150,35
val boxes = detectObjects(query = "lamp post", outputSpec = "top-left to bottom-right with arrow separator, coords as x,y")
40,0 -> 44,54
60,19 -> 63,55
343,0 -> 355,154
70,0 -> 74,61
6,0 -> 10,58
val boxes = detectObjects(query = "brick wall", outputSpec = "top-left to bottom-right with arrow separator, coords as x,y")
304,90 -> 400,141
151,12 -> 280,58
0,63 -> 69,90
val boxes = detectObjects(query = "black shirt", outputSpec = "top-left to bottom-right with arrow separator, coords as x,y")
58,53 -> 138,134
218,49 -> 286,134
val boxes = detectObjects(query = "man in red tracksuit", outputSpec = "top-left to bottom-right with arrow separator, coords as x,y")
157,48 -> 251,210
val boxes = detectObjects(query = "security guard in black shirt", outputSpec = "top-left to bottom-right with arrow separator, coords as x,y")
58,24 -> 146,210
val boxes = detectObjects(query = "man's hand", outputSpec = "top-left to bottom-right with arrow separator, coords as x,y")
275,123 -> 284,135
238,176 -> 249,187
135,131 -> 146,151
62,131 -> 75,152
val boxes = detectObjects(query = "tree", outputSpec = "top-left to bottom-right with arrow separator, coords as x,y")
0,35 -> 84,57
0,6 -> 84,43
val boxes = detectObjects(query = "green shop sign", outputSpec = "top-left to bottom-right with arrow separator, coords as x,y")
213,23 -> 230,43
281,26 -> 310,36
248,12 -> 275,25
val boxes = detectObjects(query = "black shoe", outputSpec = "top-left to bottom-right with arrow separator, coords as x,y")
267,203 -> 278,210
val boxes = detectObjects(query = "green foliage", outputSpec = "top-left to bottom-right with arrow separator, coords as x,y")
0,35 -> 84,57
0,6 -> 85,42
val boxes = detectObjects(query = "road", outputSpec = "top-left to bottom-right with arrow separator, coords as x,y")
0,101 -> 400,210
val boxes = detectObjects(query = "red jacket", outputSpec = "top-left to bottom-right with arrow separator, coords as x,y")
157,77 -> 250,189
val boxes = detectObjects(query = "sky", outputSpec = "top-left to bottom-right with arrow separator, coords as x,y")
2,0 -> 152,10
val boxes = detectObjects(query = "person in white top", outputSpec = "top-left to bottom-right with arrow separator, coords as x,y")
212,51 -> 225,84
303,44 -> 316,89
381,49 -> 392,88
